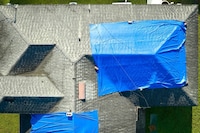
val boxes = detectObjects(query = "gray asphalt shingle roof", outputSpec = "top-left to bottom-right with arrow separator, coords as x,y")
0,5 -> 197,62
0,76 -> 63,97
0,4 -> 198,132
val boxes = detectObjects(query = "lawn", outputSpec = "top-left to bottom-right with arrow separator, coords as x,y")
146,107 -> 192,133
0,113 -> 19,133
8,0 -> 147,4
8,0 -> 198,4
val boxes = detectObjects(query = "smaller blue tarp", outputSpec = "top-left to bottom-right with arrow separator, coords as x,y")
90,20 -> 187,96
31,110 -> 98,133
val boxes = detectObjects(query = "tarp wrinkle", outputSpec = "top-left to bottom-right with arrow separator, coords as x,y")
90,20 -> 187,96
31,110 -> 98,133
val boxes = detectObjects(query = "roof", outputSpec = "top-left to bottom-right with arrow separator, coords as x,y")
0,4 -> 198,133
0,4 -> 198,113
0,5 -> 197,62
0,76 -> 63,97
0,76 -> 63,113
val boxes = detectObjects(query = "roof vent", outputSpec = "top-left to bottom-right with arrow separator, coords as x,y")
66,112 -> 73,117
6,3 -> 18,23
128,21 -> 133,24
162,0 -> 170,5
6,3 -> 11,5
69,2 -> 77,5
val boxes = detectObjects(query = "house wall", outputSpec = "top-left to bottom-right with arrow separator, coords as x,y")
20,114 -> 31,133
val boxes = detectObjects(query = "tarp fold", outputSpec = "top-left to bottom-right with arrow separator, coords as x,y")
90,20 -> 187,96
31,110 -> 98,133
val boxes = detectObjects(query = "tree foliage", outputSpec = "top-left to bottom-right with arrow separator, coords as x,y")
0,0 -> 10,5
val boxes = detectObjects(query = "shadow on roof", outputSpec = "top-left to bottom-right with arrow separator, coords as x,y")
0,96 -> 62,113
120,87 -> 196,107
9,44 -> 55,75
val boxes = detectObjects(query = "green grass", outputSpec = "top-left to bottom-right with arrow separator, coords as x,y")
146,107 -> 192,133
8,0 -> 198,4
0,0 -> 9,4
0,114 -> 19,133
170,0 -> 197,4
9,0 -> 147,4
0,0 -> 197,4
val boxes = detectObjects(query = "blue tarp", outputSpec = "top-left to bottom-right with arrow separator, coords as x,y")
31,110 -> 98,133
90,20 -> 187,96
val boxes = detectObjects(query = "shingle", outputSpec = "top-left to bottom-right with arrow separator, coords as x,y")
0,20 -> 28,75
0,5 -> 197,62
0,5 -> 198,132
0,97 -> 62,113
0,76 -> 64,97
10,45 -> 55,75
0,76 -> 64,113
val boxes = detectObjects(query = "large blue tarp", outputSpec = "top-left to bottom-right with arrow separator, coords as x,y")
30,110 -> 98,133
90,20 -> 187,96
